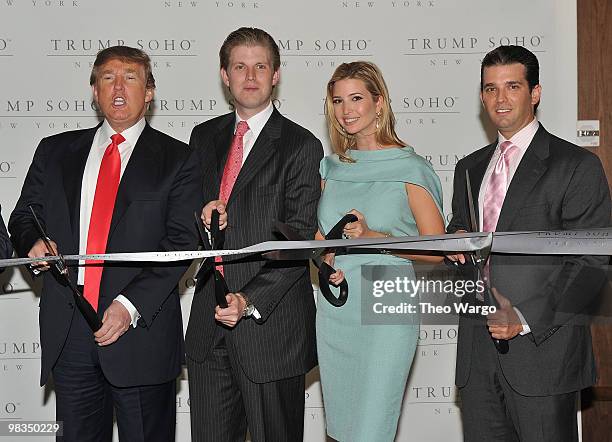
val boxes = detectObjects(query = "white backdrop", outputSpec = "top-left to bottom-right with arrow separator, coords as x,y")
0,1 -> 577,440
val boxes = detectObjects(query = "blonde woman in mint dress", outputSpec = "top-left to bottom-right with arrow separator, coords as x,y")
316,62 -> 445,442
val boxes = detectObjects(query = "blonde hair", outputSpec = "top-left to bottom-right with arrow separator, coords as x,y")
325,61 -> 405,159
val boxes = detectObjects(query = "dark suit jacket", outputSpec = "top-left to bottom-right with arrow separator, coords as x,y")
0,205 -> 11,261
9,123 -> 202,387
448,124 -> 611,396
185,108 -> 322,383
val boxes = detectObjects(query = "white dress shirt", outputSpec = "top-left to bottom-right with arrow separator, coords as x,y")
235,101 -> 274,165
478,117 -> 540,335
78,118 -> 146,326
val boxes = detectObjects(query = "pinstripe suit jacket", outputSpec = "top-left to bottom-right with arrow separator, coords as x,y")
185,107 -> 322,383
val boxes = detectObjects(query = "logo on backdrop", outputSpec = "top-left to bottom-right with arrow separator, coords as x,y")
405,384 -> 459,416
421,151 -> 467,185
46,38 -> 197,71
278,38 -> 372,69
1,97 -> 98,132
161,0 -> 264,9
0,95 -> 237,132
149,95 -> 227,130
0,401 -> 22,417
408,384 -> 456,402
1,95 -> 288,133
0,340 -> 41,376
176,384 -> 190,415
0,341 -> 41,356
1,0 -> 81,8
404,33 -> 545,68
0,38 -> 11,53
338,0 -> 438,9
422,150 -> 466,169
392,93 -> 461,128
0,96 -> 293,133
31,0 -> 81,8
49,38 -> 196,54
0,161 -> 15,176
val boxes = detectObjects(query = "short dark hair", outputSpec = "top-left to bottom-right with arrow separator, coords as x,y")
219,27 -> 280,72
480,45 -> 539,92
90,46 -> 155,89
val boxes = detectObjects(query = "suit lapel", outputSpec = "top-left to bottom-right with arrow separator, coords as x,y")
467,144 -> 495,229
496,125 -> 550,231
62,125 -> 99,248
227,108 -> 282,206
107,124 -> 160,241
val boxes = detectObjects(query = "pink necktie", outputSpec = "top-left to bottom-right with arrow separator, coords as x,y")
216,121 -> 249,274
219,121 -> 249,202
84,133 -> 124,311
482,141 -> 518,232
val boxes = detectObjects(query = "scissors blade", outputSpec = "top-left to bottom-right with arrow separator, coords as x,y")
262,248 -> 323,261
465,171 -> 490,265
27,206 -> 102,331
269,221 -> 324,265
28,206 -> 54,253
465,170 -> 479,234
465,172 -> 509,354
273,221 -> 305,242
28,205 -> 66,270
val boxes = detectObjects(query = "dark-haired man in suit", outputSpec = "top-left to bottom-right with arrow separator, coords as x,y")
186,27 -> 323,442
447,45 -> 610,442
9,46 -> 201,441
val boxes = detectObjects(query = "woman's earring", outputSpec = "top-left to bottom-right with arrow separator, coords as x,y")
376,111 -> 381,130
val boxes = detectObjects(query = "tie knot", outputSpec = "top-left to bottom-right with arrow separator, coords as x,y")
111,133 -> 125,145
235,121 -> 249,137
499,140 -> 516,156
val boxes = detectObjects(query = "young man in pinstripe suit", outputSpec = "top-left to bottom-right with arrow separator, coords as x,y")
186,27 -> 323,442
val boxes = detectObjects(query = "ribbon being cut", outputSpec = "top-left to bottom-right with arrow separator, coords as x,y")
2,225 -> 609,326
1,228 -> 610,268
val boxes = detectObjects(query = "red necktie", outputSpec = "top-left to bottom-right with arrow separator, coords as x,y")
84,133 -> 124,311
216,121 -> 249,274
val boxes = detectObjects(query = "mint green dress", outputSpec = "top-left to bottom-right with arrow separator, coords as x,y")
317,147 -> 443,442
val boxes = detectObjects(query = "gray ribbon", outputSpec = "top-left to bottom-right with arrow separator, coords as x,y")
1,229 -> 610,268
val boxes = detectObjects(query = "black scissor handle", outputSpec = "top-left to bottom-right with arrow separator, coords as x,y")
210,209 -> 223,249
325,214 -> 358,240
214,269 -> 229,308
316,214 -> 357,307
318,261 -> 349,307
210,209 -> 230,308
194,211 -> 208,247
495,338 -> 509,354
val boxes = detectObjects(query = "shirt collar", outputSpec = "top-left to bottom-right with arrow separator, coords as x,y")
497,117 -> 539,153
99,118 -> 146,148
234,101 -> 273,139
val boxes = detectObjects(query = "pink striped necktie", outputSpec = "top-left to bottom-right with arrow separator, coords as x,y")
216,120 -> 249,275
482,141 -> 518,232
219,121 -> 249,203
